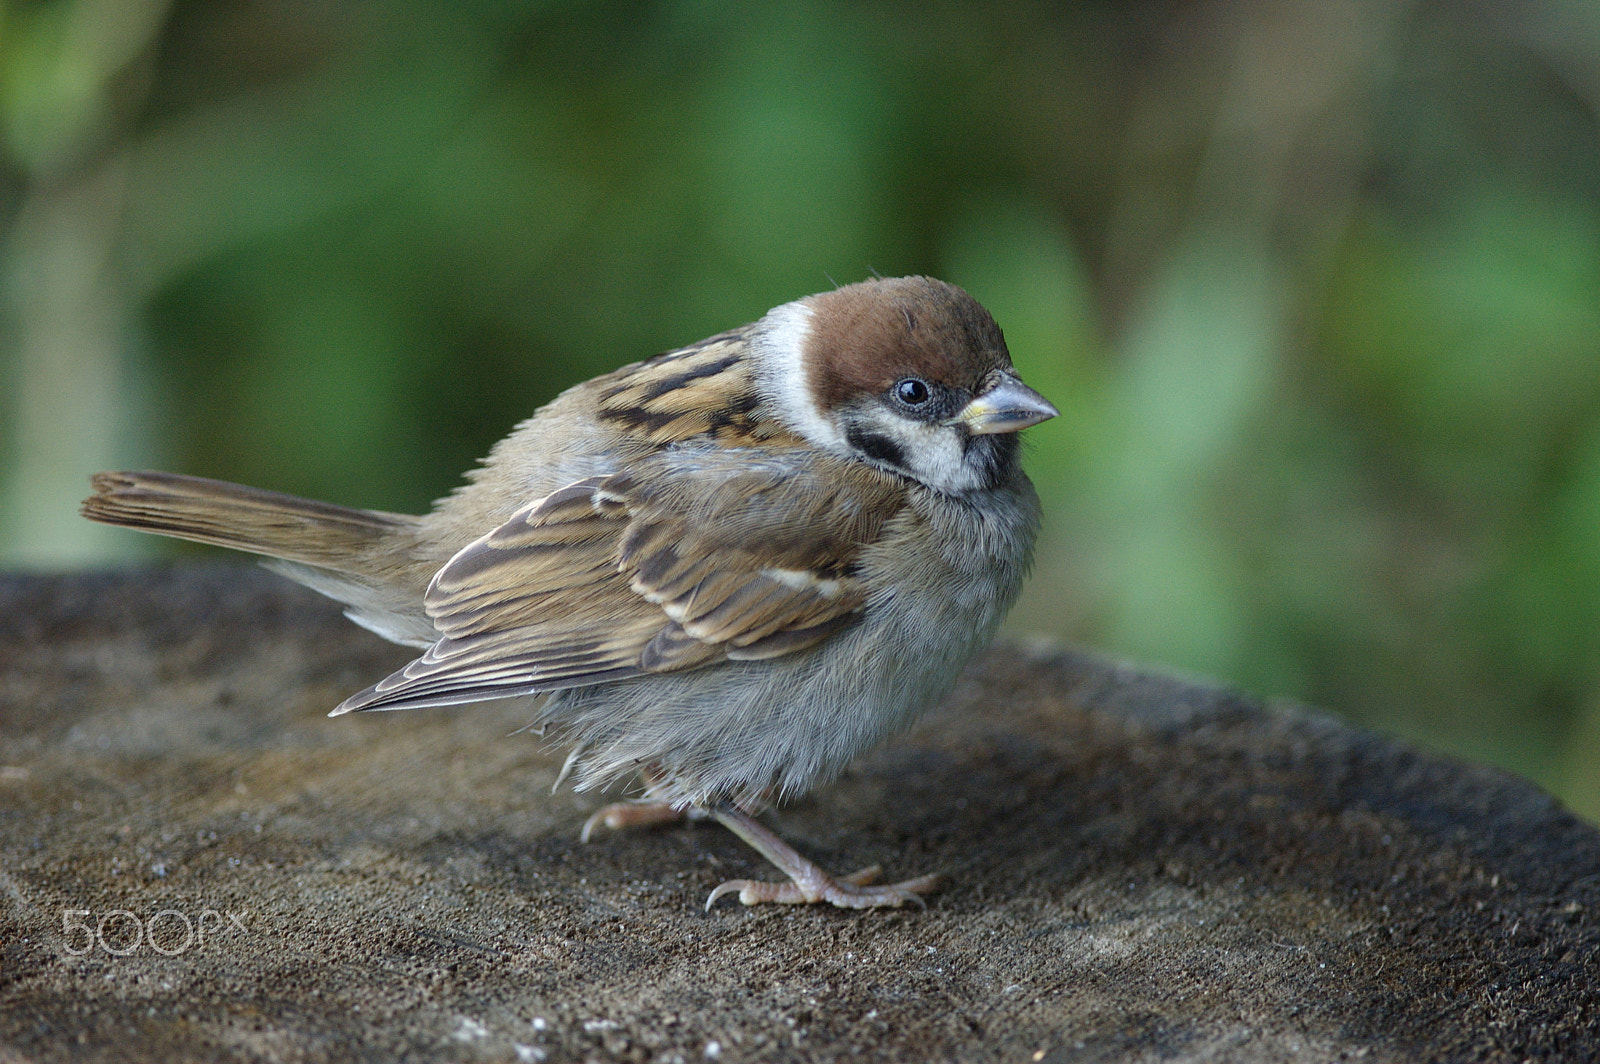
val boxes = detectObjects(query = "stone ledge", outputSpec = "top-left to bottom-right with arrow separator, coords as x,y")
1,565 -> 1595,1062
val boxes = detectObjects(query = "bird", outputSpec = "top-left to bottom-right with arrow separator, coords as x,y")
81,275 -> 1057,909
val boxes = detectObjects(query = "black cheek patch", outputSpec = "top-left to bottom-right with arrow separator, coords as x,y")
845,426 -> 907,471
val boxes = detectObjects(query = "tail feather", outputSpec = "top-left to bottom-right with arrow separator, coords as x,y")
82,470 -> 417,573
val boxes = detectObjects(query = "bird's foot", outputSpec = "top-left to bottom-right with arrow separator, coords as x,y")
580,800 -> 698,843
706,863 -> 940,909
705,805 -> 940,910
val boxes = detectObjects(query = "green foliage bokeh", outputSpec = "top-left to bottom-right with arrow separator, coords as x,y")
3,0 -> 1599,817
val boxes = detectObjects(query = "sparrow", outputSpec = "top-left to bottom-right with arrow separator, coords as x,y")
82,276 -> 1057,909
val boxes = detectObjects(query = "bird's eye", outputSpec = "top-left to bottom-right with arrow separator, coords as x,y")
894,378 -> 931,406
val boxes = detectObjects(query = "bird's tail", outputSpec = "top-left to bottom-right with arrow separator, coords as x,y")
81,470 -> 417,573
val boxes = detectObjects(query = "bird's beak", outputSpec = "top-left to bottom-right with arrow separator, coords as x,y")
951,373 -> 1059,435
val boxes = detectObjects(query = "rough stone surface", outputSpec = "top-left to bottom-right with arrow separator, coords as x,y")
1,565 -> 1596,1063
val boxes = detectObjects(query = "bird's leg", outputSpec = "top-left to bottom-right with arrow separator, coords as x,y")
705,804 -> 940,910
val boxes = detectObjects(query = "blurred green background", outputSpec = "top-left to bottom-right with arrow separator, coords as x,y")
3,0 -> 1599,817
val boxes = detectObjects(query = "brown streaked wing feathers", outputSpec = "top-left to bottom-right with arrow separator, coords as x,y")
335,448 -> 907,713
592,330 -> 781,446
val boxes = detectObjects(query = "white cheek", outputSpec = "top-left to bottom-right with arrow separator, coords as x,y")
855,408 -> 986,494
753,300 -> 847,451
903,426 -> 985,493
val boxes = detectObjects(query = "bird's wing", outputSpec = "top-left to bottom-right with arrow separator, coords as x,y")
334,444 -> 906,713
